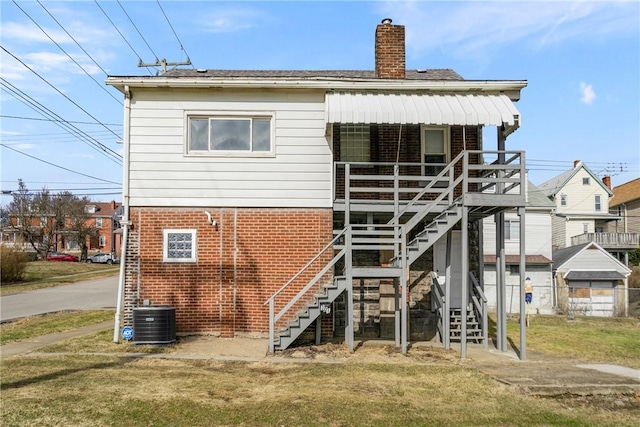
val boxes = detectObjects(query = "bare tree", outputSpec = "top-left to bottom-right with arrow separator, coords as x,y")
64,194 -> 97,261
5,180 -> 53,258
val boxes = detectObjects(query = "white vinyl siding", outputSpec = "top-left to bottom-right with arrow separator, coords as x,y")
555,169 -> 610,215
127,89 -> 332,207
483,211 -> 552,259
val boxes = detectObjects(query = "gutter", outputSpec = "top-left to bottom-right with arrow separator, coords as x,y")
113,85 -> 131,343
105,78 -> 527,100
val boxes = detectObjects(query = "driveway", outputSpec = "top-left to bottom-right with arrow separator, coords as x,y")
0,276 -> 118,322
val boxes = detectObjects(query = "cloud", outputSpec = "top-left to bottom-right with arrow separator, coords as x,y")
12,143 -> 36,150
580,82 -> 597,105
378,1 -> 639,60
198,7 -> 265,33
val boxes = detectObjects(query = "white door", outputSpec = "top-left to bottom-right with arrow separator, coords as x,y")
433,231 -> 462,308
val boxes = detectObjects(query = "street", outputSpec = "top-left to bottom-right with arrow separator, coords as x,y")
0,276 -> 118,322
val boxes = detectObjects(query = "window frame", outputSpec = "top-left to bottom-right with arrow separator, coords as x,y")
99,235 -> 106,247
185,112 -> 275,157
96,217 -> 103,228
163,229 -> 197,263
560,194 -> 567,207
594,195 -> 602,212
421,125 -> 449,176
504,219 -> 520,240
582,177 -> 590,185
339,124 -> 371,163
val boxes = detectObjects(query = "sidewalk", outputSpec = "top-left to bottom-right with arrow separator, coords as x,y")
2,322 -> 638,398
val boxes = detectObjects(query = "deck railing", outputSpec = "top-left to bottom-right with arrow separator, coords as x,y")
571,232 -> 639,249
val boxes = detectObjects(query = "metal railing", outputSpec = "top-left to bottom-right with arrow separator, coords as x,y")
469,272 -> 488,348
431,273 -> 447,347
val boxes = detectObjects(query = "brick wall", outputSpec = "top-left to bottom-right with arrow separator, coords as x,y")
123,207 -> 333,337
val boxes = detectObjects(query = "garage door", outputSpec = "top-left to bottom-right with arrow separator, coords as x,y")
568,280 -> 616,317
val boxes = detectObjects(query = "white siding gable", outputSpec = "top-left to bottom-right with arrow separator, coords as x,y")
482,211 -> 552,259
559,246 -> 628,274
127,88 -> 332,208
555,168 -> 610,215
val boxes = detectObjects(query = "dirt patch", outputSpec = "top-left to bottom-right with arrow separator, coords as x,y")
550,393 -> 640,412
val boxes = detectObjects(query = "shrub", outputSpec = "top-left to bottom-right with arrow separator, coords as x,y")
1,246 -> 30,283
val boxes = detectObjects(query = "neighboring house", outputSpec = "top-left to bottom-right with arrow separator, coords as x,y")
107,19 -> 529,356
85,201 -> 122,254
553,242 -> 631,317
482,181 -> 555,315
538,160 -> 623,251
606,177 -> 640,265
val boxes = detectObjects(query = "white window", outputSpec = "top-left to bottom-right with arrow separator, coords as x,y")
85,205 -> 96,213
340,124 -> 370,162
583,223 -> 589,233
96,217 -> 103,228
422,126 -> 448,176
99,235 -> 106,247
582,177 -> 590,185
40,216 -> 47,227
504,220 -> 520,240
188,116 -> 272,155
163,229 -> 197,263
560,194 -> 567,207
594,195 -> 601,212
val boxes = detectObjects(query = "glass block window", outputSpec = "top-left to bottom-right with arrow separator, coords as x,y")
163,229 -> 197,263
340,124 -> 370,162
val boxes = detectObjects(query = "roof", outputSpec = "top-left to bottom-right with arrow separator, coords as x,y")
564,270 -> 627,281
537,161 -> 613,198
483,255 -> 552,264
526,181 -> 555,209
610,177 -> 640,207
162,69 -> 465,80
552,242 -> 591,267
89,201 -> 122,217
552,241 -> 631,274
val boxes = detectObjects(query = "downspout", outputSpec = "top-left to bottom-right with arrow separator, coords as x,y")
113,85 -> 131,343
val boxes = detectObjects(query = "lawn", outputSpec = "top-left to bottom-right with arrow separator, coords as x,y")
1,355 -> 638,427
2,312 -> 638,426
1,261 -> 119,295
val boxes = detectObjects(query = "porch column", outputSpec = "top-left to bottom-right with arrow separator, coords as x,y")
444,230 -> 452,350
460,207 -> 469,359
518,206 -> 526,360
496,126 -> 507,352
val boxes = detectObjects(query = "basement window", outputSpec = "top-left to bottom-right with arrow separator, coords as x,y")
163,229 -> 197,263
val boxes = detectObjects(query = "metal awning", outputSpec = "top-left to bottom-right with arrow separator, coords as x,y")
325,92 -> 520,129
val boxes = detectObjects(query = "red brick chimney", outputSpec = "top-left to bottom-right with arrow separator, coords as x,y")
573,160 -> 581,168
110,200 -> 116,210
375,18 -> 405,79
602,175 -> 611,189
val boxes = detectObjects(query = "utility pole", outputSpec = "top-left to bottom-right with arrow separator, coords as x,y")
138,58 -> 191,75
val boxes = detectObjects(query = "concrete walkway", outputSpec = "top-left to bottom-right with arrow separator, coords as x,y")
2,322 -> 638,398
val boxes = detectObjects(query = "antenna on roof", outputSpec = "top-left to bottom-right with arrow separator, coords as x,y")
138,58 -> 192,75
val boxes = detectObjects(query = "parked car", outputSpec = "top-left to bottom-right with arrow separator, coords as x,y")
86,252 -> 119,264
47,252 -> 79,262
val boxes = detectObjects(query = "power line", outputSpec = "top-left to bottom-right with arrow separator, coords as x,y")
1,115 -> 122,127
36,1 -> 111,77
157,0 -> 194,68
0,46 -> 122,141
12,1 -> 122,106
117,0 -> 159,62
0,143 -> 121,185
2,180 -> 119,185
93,0 -> 154,76
0,77 -> 122,164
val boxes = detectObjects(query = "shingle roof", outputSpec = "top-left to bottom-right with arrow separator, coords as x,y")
564,270 -> 627,280
552,242 -> 591,268
526,181 -> 554,208
610,177 -> 640,207
160,69 -> 465,80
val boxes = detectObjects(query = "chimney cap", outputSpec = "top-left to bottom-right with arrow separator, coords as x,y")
381,18 -> 393,25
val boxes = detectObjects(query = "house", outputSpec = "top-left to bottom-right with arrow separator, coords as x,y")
83,201 -> 123,254
553,242 -> 631,316
106,19 -> 529,358
538,160 -> 624,251
606,177 -> 640,265
482,181 -> 555,315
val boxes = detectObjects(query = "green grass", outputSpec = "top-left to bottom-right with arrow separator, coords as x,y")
507,315 -> 640,368
1,356 -> 637,427
1,261 -> 119,295
0,310 -> 114,345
